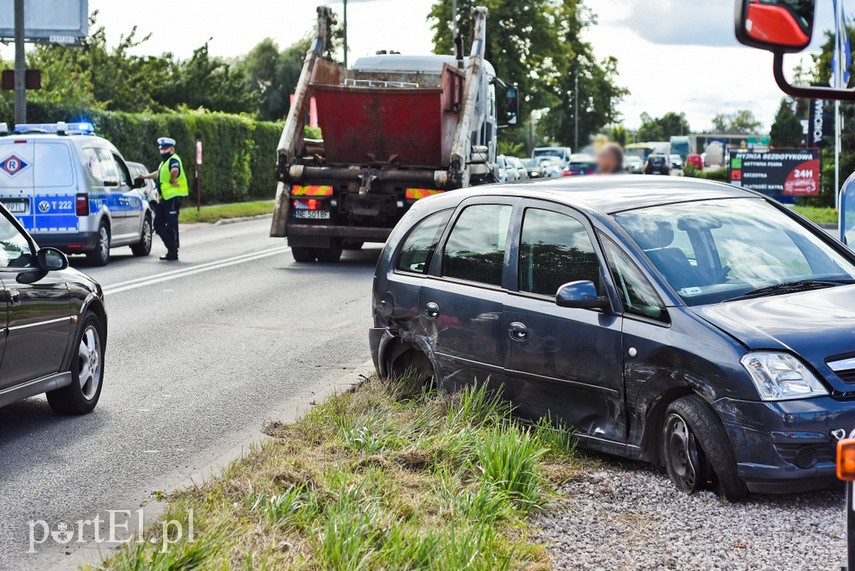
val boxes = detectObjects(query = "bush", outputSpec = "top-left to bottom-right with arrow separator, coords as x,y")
683,163 -> 727,182
18,101 -> 282,205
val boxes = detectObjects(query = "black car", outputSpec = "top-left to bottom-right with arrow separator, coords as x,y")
644,153 -> 671,175
0,204 -> 107,414
370,176 -> 855,499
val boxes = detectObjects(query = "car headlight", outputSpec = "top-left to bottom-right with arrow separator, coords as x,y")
740,352 -> 828,401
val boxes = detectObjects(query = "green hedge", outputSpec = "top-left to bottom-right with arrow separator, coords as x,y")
17,101 -> 282,205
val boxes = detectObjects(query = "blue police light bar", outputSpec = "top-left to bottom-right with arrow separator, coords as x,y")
14,121 -> 95,135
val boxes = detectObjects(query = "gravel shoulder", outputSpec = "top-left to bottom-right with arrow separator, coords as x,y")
538,456 -> 845,570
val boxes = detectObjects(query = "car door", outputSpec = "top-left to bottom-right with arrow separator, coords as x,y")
93,146 -> 132,240
0,209 -> 71,389
421,199 -> 514,391
111,152 -> 145,242
503,202 -> 626,446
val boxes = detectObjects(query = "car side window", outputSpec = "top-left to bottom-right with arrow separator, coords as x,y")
519,208 -> 601,297
442,204 -> 512,287
94,148 -> 119,187
602,235 -> 669,323
113,154 -> 131,188
0,214 -> 34,269
396,209 -> 452,275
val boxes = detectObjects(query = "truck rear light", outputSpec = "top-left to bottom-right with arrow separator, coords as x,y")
75,193 -> 89,216
838,439 -> 855,481
292,198 -> 323,210
405,188 -> 444,200
292,185 -> 333,197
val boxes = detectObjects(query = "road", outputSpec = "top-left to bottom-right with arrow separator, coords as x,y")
0,218 -> 378,570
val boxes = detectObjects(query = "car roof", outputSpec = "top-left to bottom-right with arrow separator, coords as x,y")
426,176 -> 757,216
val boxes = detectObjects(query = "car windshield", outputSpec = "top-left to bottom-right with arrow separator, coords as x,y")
533,150 -> 563,159
614,198 -> 855,306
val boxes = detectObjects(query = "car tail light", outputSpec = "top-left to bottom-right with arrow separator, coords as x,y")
75,193 -> 89,216
838,439 -> 855,481
292,198 -> 322,210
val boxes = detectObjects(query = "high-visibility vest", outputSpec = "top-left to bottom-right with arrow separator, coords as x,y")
158,153 -> 189,200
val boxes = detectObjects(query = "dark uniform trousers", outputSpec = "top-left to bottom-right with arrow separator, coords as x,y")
155,196 -> 182,253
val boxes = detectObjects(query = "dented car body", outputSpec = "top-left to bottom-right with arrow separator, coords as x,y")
370,176 -> 855,497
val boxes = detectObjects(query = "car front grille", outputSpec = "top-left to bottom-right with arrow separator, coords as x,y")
827,355 -> 855,385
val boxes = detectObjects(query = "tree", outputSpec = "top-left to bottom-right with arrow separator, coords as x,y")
428,0 -> 627,147
236,37 -> 312,121
609,125 -> 628,147
635,111 -> 689,142
711,110 -> 761,134
769,98 -> 803,148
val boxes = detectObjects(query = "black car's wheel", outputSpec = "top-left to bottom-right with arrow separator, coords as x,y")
47,312 -> 105,415
130,215 -> 153,257
86,222 -> 111,266
662,395 -> 748,500
291,247 -> 316,263
316,245 -> 343,263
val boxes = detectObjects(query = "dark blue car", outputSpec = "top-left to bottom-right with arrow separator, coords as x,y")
370,176 -> 855,499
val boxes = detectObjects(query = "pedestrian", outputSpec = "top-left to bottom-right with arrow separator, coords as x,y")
136,137 -> 188,261
597,143 -> 626,175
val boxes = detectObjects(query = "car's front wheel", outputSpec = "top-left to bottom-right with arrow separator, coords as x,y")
130,215 -> 153,257
47,312 -> 105,415
662,395 -> 748,500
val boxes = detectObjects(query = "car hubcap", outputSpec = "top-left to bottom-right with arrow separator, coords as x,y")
99,227 -> 109,259
667,414 -> 700,490
143,221 -> 152,249
78,326 -> 101,400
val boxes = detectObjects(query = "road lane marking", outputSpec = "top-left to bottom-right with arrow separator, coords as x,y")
103,247 -> 290,295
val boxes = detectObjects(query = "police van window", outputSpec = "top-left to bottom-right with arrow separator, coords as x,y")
34,143 -> 74,188
112,154 -> 131,187
396,209 -> 452,275
94,148 -> 119,187
519,209 -> 600,297
442,204 -> 512,287
82,148 -> 104,184
0,214 -> 33,269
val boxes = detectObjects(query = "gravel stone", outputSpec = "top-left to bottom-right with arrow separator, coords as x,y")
537,459 -> 846,570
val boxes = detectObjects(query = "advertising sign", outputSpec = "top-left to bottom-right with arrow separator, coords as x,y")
808,98 -> 832,148
727,149 -> 821,199
0,0 -> 88,43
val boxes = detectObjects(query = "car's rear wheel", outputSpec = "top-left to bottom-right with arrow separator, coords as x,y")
291,247 -> 316,263
47,312 -> 105,415
315,245 -> 343,263
130,215 -> 153,257
662,395 -> 748,500
86,222 -> 111,266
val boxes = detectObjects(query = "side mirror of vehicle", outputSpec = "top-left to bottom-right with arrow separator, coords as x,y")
133,178 -> 146,189
555,280 -> 610,311
37,247 -> 68,272
505,85 -> 520,126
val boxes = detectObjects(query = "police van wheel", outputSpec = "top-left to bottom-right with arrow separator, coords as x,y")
291,247 -> 317,263
316,245 -> 343,263
86,223 -> 111,267
131,216 -> 153,257
46,312 -> 105,415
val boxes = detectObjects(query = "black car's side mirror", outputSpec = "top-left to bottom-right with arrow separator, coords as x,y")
37,248 -> 68,272
556,280 -> 610,311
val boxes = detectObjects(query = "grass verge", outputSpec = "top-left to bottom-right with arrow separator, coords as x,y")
90,376 -> 580,570
793,205 -> 838,225
179,200 -> 274,224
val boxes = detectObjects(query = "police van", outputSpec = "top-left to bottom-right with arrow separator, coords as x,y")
0,122 -> 153,266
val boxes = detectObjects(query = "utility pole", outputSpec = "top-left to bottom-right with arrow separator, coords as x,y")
343,0 -> 348,68
574,69 -> 580,152
14,0 -> 26,125
835,0 -> 844,210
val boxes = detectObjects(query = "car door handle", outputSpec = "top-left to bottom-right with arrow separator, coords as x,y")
508,322 -> 528,341
425,302 -> 440,319
8,289 -> 20,306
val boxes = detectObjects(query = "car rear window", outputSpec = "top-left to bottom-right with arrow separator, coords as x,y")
442,204 -> 512,287
395,209 -> 452,275
34,143 -> 74,188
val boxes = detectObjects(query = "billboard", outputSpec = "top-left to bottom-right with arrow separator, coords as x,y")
0,0 -> 87,43
727,149 -> 821,199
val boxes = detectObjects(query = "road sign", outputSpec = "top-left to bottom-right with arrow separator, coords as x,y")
727,149 -> 821,200
0,0 -> 87,42
1,69 -> 40,90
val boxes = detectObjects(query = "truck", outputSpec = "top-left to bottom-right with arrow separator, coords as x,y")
270,5 -> 519,263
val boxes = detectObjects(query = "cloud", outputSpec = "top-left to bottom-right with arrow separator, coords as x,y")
616,0 -> 739,47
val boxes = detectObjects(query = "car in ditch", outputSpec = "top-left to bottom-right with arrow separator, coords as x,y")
370,176 -> 855,499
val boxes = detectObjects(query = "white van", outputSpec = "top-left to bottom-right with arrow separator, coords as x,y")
0,122 -> 153,266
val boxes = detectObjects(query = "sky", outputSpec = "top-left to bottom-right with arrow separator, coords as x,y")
16,0 -> 846,133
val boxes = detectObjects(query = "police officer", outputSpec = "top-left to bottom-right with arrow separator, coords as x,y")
137,137 -> 188,261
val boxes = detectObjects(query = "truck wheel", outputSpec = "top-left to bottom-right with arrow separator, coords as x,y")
662,395 -> 748,501
47,312 -> 105,415
291,247 -> 317,263
316,245 -> 343,263
86,222 -> 111,267
130,216 -> 153,257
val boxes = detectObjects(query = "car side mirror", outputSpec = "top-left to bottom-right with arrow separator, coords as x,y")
555,280 -> 610,310
37,247 -> 68,272
735,0 -> 814,52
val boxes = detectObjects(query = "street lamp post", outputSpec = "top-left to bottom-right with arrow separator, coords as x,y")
14,0 -> 26,125
343,0 -> 348,68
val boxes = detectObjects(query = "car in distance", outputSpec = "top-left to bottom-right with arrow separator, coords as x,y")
538,157 -> 564,178
0,122 -> 153,266
522,158 -> 543,179
532,146 -> 572,169
370,176 -> 855,499
669,154 -> 684,171
0,202 -> 107,414
685,153 -> 703,170
506,156 -> 529,181
624,156 -> 644,174
644,153 -> 671,175
496,155 -> 517,183
563,154 -> 598,176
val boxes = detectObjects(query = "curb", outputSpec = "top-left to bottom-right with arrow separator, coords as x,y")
214,213 -> 273,225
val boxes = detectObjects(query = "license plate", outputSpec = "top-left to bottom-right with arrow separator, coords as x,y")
293,210 -> 331,220
1,199 -> 27,213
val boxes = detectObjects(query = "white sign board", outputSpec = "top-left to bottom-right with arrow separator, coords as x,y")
0,0 -> 87,42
